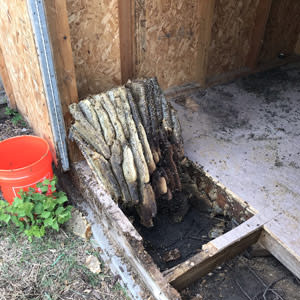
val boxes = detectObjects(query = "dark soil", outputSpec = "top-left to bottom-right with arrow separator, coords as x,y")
181,254 -> 300,300
135,206 -> 231,271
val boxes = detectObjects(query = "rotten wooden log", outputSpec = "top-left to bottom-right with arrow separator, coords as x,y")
69,77 -> 184,228
111,140 -> 136,206
127,89 -> 158,169
69,106 -> 110,160
91,96 -> 116,147
69,126 -> 121,201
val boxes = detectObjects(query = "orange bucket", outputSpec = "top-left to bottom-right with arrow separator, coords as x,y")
0,135 -> 53,204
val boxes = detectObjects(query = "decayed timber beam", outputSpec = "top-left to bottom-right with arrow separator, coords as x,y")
44,0 -> 81,162
164,215 -> 266,290
196,0 -> 216,86
0,47 -> 16,108
118,0 -> 134,83
246,0 -> 273,69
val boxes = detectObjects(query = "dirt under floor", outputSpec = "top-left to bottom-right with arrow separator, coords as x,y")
135,207 -> 231,271
182,254 -> 300,300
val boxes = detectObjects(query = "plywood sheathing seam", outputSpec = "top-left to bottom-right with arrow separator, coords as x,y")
0,0 -> 56,161
66,0 -> 122,99
258,0 -> 300,64
0,46 -> 16,108
134,0 -> 205,89
206,0 -> 261,80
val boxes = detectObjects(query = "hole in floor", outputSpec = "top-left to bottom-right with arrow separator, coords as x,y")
134,206 -> 232,271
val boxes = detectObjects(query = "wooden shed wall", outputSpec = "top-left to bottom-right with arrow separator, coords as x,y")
134,0 -> 205,89
258,0 -> 300,64
0,0 -> 56,159
64,0 -> 300,93
1,0 -> 300,167
66,0 -> 122,99
206,0 -> 260,80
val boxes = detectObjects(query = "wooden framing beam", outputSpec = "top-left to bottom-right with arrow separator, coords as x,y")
164,215 -> 265,290
295,34 -> 300,55
246,0 -> 273,69
0,47 -> 16,108
196,0 -> 216,87
44,0 -> 81,162
118,0 -> 134,84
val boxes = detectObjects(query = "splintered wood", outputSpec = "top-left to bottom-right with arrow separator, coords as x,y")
69,78 -> 184,227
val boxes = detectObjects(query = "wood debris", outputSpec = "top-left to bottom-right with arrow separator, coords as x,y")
85,255 -> 101,274
65,208 -> 92,240
69,78 -> 184,227
163,248 -> 181,263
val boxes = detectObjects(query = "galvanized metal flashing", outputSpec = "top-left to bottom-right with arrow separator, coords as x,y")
27,0 -> 69,171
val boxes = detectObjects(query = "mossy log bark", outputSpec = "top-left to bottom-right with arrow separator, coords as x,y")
69,78 -> 184,227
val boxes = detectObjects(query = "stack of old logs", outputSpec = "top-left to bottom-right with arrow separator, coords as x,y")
69,78 -> 184,227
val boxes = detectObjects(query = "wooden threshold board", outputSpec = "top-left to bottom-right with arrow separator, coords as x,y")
163,214 -> 268,290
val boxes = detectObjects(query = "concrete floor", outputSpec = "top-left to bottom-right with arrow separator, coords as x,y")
172,63 -> 300,269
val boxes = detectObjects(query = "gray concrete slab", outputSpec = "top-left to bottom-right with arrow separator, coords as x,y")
171,63 -> 300,266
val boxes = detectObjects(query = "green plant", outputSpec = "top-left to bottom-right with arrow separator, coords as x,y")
113,282 -> 131,300
5,106 -> 26,126
0,176 -> 72,241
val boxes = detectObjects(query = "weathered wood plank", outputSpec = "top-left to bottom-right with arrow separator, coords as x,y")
164,215 -> 265,290
246,0 -> 273,69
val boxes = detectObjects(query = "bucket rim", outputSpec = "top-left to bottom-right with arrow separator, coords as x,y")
0,135 -> 51,173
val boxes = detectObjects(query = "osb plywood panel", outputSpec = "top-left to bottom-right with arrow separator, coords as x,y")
66,0 -> 122,99
134,0 -> 204,89
206,0 -> 260,78
0,0 -> 56,159
0,46 -> 16,108
259,0 -> 300,64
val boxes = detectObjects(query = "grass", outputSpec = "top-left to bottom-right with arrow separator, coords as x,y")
0,222 -> 129,300
4,107 -> 26,127
0,110 -> 130,299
